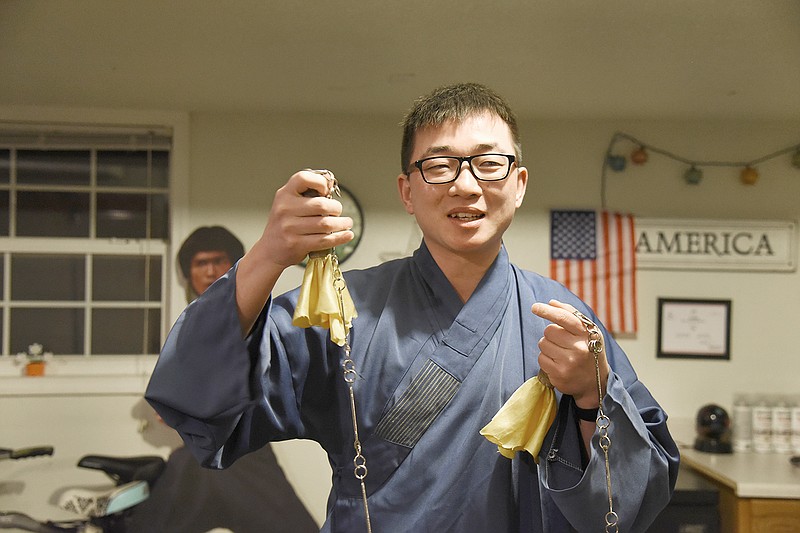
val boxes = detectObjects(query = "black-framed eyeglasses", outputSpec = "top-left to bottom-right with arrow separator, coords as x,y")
411,153 -> 516,184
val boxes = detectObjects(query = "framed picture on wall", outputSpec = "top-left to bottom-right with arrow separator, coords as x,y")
657,298 -> 732,360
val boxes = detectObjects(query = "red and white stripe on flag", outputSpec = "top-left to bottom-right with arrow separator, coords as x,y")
549,210 -> 638,334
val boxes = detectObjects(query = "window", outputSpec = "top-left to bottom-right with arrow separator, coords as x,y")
0,126 -> 170,358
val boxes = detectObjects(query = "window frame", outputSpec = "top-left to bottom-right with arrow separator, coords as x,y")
0,107 -> 190,396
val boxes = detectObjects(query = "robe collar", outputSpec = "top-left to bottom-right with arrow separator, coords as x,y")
412,241 -> 513,380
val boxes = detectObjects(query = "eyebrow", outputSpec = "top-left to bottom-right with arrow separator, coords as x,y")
421,143 -> 498,158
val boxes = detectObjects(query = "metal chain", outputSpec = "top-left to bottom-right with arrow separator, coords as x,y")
308,171 -> 372,532
574,311 -> 618,532
331,252 -> 372,533
589,327 -> 618,533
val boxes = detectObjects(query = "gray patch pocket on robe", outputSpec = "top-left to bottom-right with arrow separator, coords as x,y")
375,359 -> 460,448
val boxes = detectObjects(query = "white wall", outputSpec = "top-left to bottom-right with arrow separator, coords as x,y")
2,106 -> 799,526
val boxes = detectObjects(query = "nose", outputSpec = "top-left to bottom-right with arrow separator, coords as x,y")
450,161 -> 482,195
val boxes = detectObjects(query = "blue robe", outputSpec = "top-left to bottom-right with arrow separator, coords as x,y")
147,242 -> 679,532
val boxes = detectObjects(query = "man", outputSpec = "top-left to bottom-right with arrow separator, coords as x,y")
147,83 -> 679,532
132,225 -> 318,533
177,225 -> 246,300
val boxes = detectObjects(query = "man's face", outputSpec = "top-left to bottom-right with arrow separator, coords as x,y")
189,250 -> 233,295
397,112 -> 528,263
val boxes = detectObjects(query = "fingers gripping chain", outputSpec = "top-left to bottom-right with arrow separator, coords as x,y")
304,169 -> 340,199
573,310 -> 603,354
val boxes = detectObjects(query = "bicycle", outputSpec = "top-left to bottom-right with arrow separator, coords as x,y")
1,446 -> 165,533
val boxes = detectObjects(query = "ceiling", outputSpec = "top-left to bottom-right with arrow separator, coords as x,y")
2,0 -> 799,121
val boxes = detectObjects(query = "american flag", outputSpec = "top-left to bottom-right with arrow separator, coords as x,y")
550,210 -> 638,334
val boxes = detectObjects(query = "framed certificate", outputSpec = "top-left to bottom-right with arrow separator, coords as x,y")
657,298 -> 731,359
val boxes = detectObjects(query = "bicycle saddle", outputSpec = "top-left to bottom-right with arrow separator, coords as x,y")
77,455 -> 165,485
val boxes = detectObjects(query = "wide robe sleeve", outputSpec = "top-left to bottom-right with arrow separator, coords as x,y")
540,372 -> 679,532
145,263 -> 339,469
517,270 -> 680,532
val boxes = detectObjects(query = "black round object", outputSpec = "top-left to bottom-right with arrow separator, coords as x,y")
694,403 -> 733,453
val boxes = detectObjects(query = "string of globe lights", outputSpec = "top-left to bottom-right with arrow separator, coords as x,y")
600,131 -> 800,210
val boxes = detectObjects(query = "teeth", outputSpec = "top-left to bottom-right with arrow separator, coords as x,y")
449,213 -> 482,220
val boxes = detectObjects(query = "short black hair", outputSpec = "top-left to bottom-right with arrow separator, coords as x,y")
177,226 -> 244,278
400,82 -> 521,173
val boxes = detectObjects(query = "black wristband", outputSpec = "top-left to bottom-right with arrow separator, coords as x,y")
573,401 -> 599,422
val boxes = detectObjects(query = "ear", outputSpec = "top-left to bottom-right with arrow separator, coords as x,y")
514,166 -> 528,208
397,173 -> 415,214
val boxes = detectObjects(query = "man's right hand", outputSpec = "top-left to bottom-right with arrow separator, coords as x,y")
258,169 -> 354,268
235,169 -> 355,332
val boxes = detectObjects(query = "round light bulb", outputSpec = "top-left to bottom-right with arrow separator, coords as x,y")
607,155 -> 626,172
740,166 -> 759,185
684,166 -> 703,185
630,146 -> 648,165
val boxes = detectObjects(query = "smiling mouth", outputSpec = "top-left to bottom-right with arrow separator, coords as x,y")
448,212 -> 485,221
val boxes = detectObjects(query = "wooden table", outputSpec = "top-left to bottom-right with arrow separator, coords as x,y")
679,446 -> 800,532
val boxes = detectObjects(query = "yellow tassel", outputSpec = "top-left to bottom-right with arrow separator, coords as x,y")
480,371 -> 557,463
292,250 -> 357,346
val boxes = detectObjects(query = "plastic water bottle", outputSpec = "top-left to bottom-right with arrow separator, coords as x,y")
791,399 -> 800,454
751,396 -> 773,453
771,398 -> 792,453
732,394 -> 753,452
